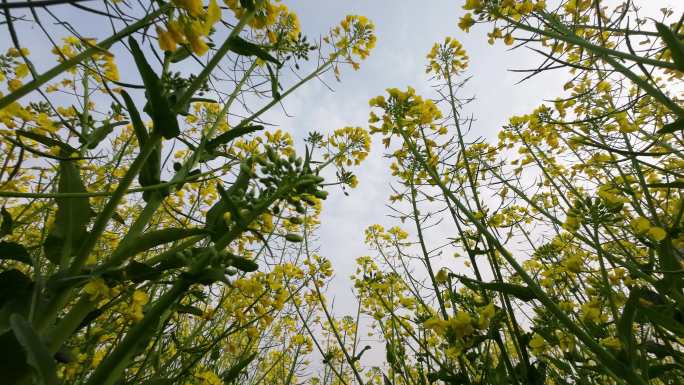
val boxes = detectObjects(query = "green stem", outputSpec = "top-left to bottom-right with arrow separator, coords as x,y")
0,5 -> 169,109
400,130 -> 648,385
84,280 -> 190,385
46,296 -> 97,353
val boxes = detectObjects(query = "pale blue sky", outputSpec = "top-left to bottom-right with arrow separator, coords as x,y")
279,0 -> 565,312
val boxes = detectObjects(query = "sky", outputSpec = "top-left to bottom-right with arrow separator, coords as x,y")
277,0 -> 567,315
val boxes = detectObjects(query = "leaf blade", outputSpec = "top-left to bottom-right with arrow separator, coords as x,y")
10,314 -> 60,385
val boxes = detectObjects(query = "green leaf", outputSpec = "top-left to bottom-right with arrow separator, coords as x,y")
16,130 -> 76,155
44,160 -> 94,265
86,121 -> 128,149
228,36 -> 281,66
222,352 -> 257,383
0,241 -> 32,266
458,276 -> 537,302
115,228 -> 207,261
205,169 -> 251,240
1,207 -> 13,237
228,255 -> 259,273
647,180 -> 684,189
239,0 -> 255,11
385,342 -> 396,364
112,211 -> 127,226
0,269 -> 32,310
618,289 -> 639,363
169,45 -> 192,63
121,90 -> 149,145
176,304 -> 204,317
648,364 -> 682,379
0,330 -> 32,384
124,261 -> 162,283
638,291 -> 684,337
121,90 -> 164,201
10,314 -> 60,385
656,22 -> 684,72
206,124 -> 264,152
266,64 -> 281,100
427,369 -> 468,384
183,268 -> 228,285
284,233 -> 303,243
128,37 -> 180,139
657,117 -> 684,134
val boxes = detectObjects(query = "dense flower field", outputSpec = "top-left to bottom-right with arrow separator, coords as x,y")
0,1 -> 682,384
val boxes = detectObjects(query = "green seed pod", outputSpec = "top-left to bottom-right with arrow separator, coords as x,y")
313,190 -> 328,200
230,256 -> 259,272
284,233 -> 303,243
240,162 -> 252,176
266,146 -> 278,163
288,216 -> 302,225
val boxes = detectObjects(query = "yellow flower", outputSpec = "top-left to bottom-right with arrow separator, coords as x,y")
435,269 -> 448,284
84,278 -> 110,300
562,254 -> 582,273
463,0 -> 483,10
529,333 -> 546,354
8,78 -> 22,92
156,27 -> 177,52
292,334 -> 306,344
205,0 -> 222,30
449,311 -> 474,339
167,20 -> 186,44
630,217 -> 650,234
196,369 -> 222,385
458,13 -> 475,32
189,36 -> 209,56
132,290 -> 149,305
596,80 -> 611,93
600,336 -> 622,350
477,303 -> 496,329
581,301 -> 602,323
15,63 -> 30,79
562,213 -> 580,232
424,316 -> 448,335
647,226 -> 666,241
175,0 -> 203,17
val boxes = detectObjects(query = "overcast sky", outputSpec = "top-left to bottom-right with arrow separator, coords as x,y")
279,0 -> 568,314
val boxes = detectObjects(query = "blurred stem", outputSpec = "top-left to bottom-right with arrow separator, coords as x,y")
302,211 -> 366,385
408,177 -> 448,320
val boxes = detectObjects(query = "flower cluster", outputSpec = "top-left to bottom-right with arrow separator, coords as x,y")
155,0 -> 223,55
325,15 -> 376,76
426,36 -> 469,78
